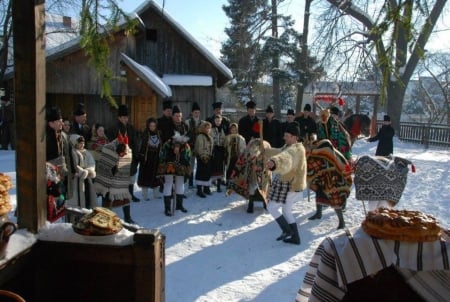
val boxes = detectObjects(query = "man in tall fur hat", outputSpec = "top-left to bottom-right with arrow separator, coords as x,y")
265,122 -> 307,245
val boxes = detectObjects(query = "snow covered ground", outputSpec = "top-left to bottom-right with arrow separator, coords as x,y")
1,138 -> 449,301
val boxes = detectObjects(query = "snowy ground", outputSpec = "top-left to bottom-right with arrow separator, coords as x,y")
2,138 -> 449,302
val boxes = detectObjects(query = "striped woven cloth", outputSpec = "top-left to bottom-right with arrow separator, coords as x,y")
296,227 -> 450,302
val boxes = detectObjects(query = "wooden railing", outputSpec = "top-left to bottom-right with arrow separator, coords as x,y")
376,121 -> 450,148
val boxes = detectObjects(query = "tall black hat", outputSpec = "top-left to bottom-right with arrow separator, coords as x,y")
383,115 -> 391,122
192,102 -> 201,112
163,99 -> 173,110
172,105 -> 181,114
74,103 -> 86,116
212,102 -> 223,110
303,104 -> 311,112
118,104 -> 129,116
287,109 -> 295,116
265,105 -> 274,113
246,101 -> 256,109
46,106 -> 62,122
285,122 -> 300,137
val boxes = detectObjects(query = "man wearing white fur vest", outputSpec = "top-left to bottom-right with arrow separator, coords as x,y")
265,122 -> 307,245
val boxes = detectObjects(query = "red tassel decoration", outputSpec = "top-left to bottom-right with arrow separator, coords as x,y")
411,164 -> 416,173
123,135 -> 129,145
117,132 -> 124,143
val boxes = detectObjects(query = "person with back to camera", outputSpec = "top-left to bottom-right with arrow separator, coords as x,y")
367,115 -> 395,156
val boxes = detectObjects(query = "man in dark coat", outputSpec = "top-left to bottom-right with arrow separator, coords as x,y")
368,115 -> 395,156
207,102 -> 230,135
71,103 -> 91,142
263,105 -> 283,147
281,109 -> 297,135
107,104 -> 140,222
295,104 -> 317,144
238,100 -> 260,144
157,99 -> 174,144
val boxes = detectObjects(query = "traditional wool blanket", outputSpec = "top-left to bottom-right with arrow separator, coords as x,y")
354,155 -> 412,204
306,139 -> 352,208
227,139 -> 271,204
94,141 -> 132,206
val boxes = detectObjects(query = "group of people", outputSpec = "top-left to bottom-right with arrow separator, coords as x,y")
44,98 -> 395,245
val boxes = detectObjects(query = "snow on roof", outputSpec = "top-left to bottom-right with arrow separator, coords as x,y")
162,74 -> 213,86
120,53 -> 172,98
134,0 -> 233,81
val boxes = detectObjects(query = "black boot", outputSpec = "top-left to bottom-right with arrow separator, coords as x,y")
203,186 -> 212,195
308,204 -> 322,220
188,173 -> 194,188
246,196 -> 254,213
275,216 -> 292,241
176,194 -> 187,213
129,185 -> 140,202
196,185 -> 206,198
283,223 -> 301,245
216,180 -> 222,193
164,196 -> 172,216
335,208 -> 346,230
123,205 -> 136,224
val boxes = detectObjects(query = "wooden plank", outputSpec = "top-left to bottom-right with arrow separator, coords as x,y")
12,0 -> 47,232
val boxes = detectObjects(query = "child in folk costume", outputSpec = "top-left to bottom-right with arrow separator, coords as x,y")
224,123 -> 246,185
67,134 -> 97,209
94,134 -> 135,223
194,121 -> 213,198
158,132 -> 192,216
137,118 -> 162,200
210,115 -> 227,192
86,123 -> 109,162
265,123 -> 307,245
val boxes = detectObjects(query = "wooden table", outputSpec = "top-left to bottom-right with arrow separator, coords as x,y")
296,227 -> 450,302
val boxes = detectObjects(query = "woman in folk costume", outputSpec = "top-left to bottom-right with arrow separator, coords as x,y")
94,134 -> 135,223
194,121 -> 213,198
158,131 -> 192,216
137,118 -> 162,200
210,114 -> 227,192
67,134 -> 97,209
224,123 -> 246,185
265,123 -> 307,245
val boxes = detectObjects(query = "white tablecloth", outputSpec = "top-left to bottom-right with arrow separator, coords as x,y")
296,227 -> 450,302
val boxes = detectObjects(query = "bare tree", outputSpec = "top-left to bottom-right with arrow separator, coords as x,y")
312,0 -> 448,132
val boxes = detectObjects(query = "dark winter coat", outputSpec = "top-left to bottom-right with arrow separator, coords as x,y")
157,115 -> 173,144
368,124 -> 395,156
137,129 -> 162,188
263,118 -> 283,148
238,115 -> 260,144
295,115 -> 317,141
207,115 -> 231,135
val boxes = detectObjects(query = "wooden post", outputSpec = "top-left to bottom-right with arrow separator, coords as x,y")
12,0 -> 47,232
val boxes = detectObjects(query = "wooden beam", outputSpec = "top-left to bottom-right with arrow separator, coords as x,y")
12,0 -> 47,232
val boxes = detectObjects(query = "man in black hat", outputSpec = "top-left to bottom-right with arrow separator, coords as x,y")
263,105 -> 283,147
107,104 -> 140,222
71,103 -> 91,142
265,121 -> 306,245
294,103 -> 317,144
368,115 -> 395,156
281,108 -> 296,136
238,100 -> 259,144
158,99 -> 174,144
185,102 -> 204,188
207,102 -> 230,135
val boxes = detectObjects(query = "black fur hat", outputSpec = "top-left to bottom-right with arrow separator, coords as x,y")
212,102 -> 223,109
172,105 -> 181,114
163,99 -> 173,110
246,101 -> 256,109
266,105 -> 274,113
118,104 -> 129,117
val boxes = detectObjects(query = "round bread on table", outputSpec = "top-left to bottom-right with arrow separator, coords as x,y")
362,207 -> 442,242
0,173 -> 13,216
73,207 -> 122,236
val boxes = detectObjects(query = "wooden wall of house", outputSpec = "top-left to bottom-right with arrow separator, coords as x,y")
169,86 -> 215,118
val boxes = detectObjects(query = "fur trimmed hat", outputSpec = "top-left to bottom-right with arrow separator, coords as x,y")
118,104 -> 129,116
172,105 -> 181,114
46,106 -> 62,122
212,102 -> 223,109
246,101 -> 256,109
74,103 -> 86,116
192,102 -> 201,112
285,122 -> 300,137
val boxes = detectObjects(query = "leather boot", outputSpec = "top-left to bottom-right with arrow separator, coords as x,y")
335,208 -> 346,230
216,180 -> 222,193
164,196 -> 172,216
275,216 -> 292,241
123,205 -> 136,224
196,185 -> 206,198
188,173 -> 194,188
283,223 -> 301,245
175,194 -> 187,212
129,185 -> 140,202
246,196 -> 254,213
203,186 -> 212,195
308,204 -> 322,220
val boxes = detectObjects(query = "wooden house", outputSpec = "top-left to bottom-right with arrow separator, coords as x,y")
8,0 -> 233,132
